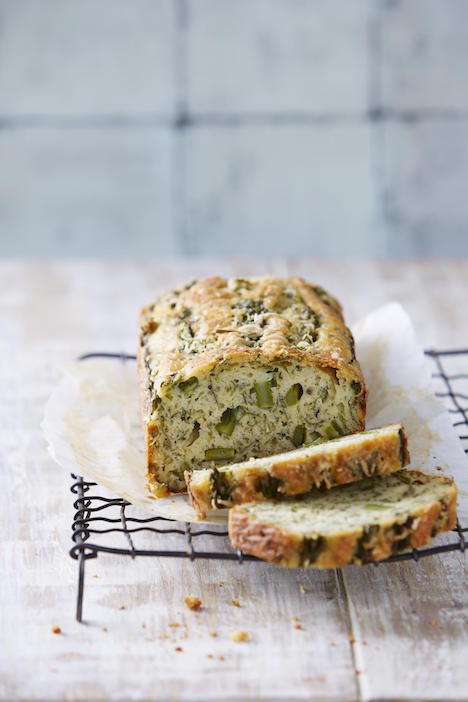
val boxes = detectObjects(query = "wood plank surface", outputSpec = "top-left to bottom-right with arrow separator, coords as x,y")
1,260 -> 468,701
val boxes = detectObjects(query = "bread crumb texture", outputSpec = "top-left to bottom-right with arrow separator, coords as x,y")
230,630 -> 249,643
184,595 -> 202,611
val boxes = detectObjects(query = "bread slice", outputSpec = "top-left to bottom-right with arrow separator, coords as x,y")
228,471 -> 457,568
186,424 -> 410,518
138,276 -> 366,495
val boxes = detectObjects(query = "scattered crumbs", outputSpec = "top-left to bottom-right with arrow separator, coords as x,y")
436,467 -> 443,472
175,646 -> 183,652
291,615 -> 299,622
230,630 -> 249,643
299,585 -> 307,594
355,670 -> 361,676
160,632 -> 168,640
142,623 -> 146,629
330,642 -> 336,647
349,635 -> 355,644
102,627 -> 108,633
218,582 -> 224,587
207,654 -> 214,659
52,626 -> 61,635
209,630 -> 217,637
119,605 -> 126,611
184,595 -> 202,611
218,655 -> 225,661
169,622 -> 180,628
431,619 -> 438,627
93,575 -> 99,579
232,599 -> 241,607
295,623 -> 302,630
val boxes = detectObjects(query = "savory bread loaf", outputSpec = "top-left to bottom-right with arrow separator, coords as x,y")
138,276 -> 366,495
228,471 -> 457,568
186,423 -> 410,517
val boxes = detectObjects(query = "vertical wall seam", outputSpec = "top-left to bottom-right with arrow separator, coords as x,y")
368,0 -> 390,255
173,0 -> 189,255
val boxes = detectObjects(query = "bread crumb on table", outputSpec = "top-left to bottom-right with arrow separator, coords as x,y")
175,646 -> 183,652
119,605 -> 126,611
184,595 -> 202,611
230,630 -> 249,643
231,599 -> 241,607
299,585 -> 307,594
295,623 -> 302,630
349,634 -> 355,644
169,622 -> 180,628
291,615 -> 299,622
209,630 -> 217,637
52,626 -> 61,635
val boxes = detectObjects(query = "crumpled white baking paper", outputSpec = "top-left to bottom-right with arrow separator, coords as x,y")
42,303 -> 468,524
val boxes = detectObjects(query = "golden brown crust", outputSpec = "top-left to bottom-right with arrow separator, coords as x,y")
229,509 -> 303,566
228,472 -> 457,569
184,470 -> 205,517
186,424 -> 410,517
140,276 -> 365,396
137,310 -> 171,497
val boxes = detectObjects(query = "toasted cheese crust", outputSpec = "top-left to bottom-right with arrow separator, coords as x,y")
186,424 -> 410,518
228,471 -> 457,568
138,276 -> 366,494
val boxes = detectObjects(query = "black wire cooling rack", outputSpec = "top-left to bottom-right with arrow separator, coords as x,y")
70,349 -> 468,623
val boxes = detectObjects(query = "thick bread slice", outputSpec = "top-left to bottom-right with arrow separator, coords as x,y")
186,424 -> 410,518
138,276 -> 366,495
228,471 -> 457,568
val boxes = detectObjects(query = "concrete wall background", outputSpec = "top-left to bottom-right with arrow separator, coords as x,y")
0,0 -> 467,258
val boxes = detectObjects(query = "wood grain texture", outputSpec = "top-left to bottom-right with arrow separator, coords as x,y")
1,260 -> 468,701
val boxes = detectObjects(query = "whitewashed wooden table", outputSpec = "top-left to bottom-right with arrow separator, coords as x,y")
2,259 -> 468,702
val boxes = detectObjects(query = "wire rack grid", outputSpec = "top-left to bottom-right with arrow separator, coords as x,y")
70,349 -> 468,622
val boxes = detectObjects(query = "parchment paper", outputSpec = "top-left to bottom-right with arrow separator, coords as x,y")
42,303 -> 468,524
